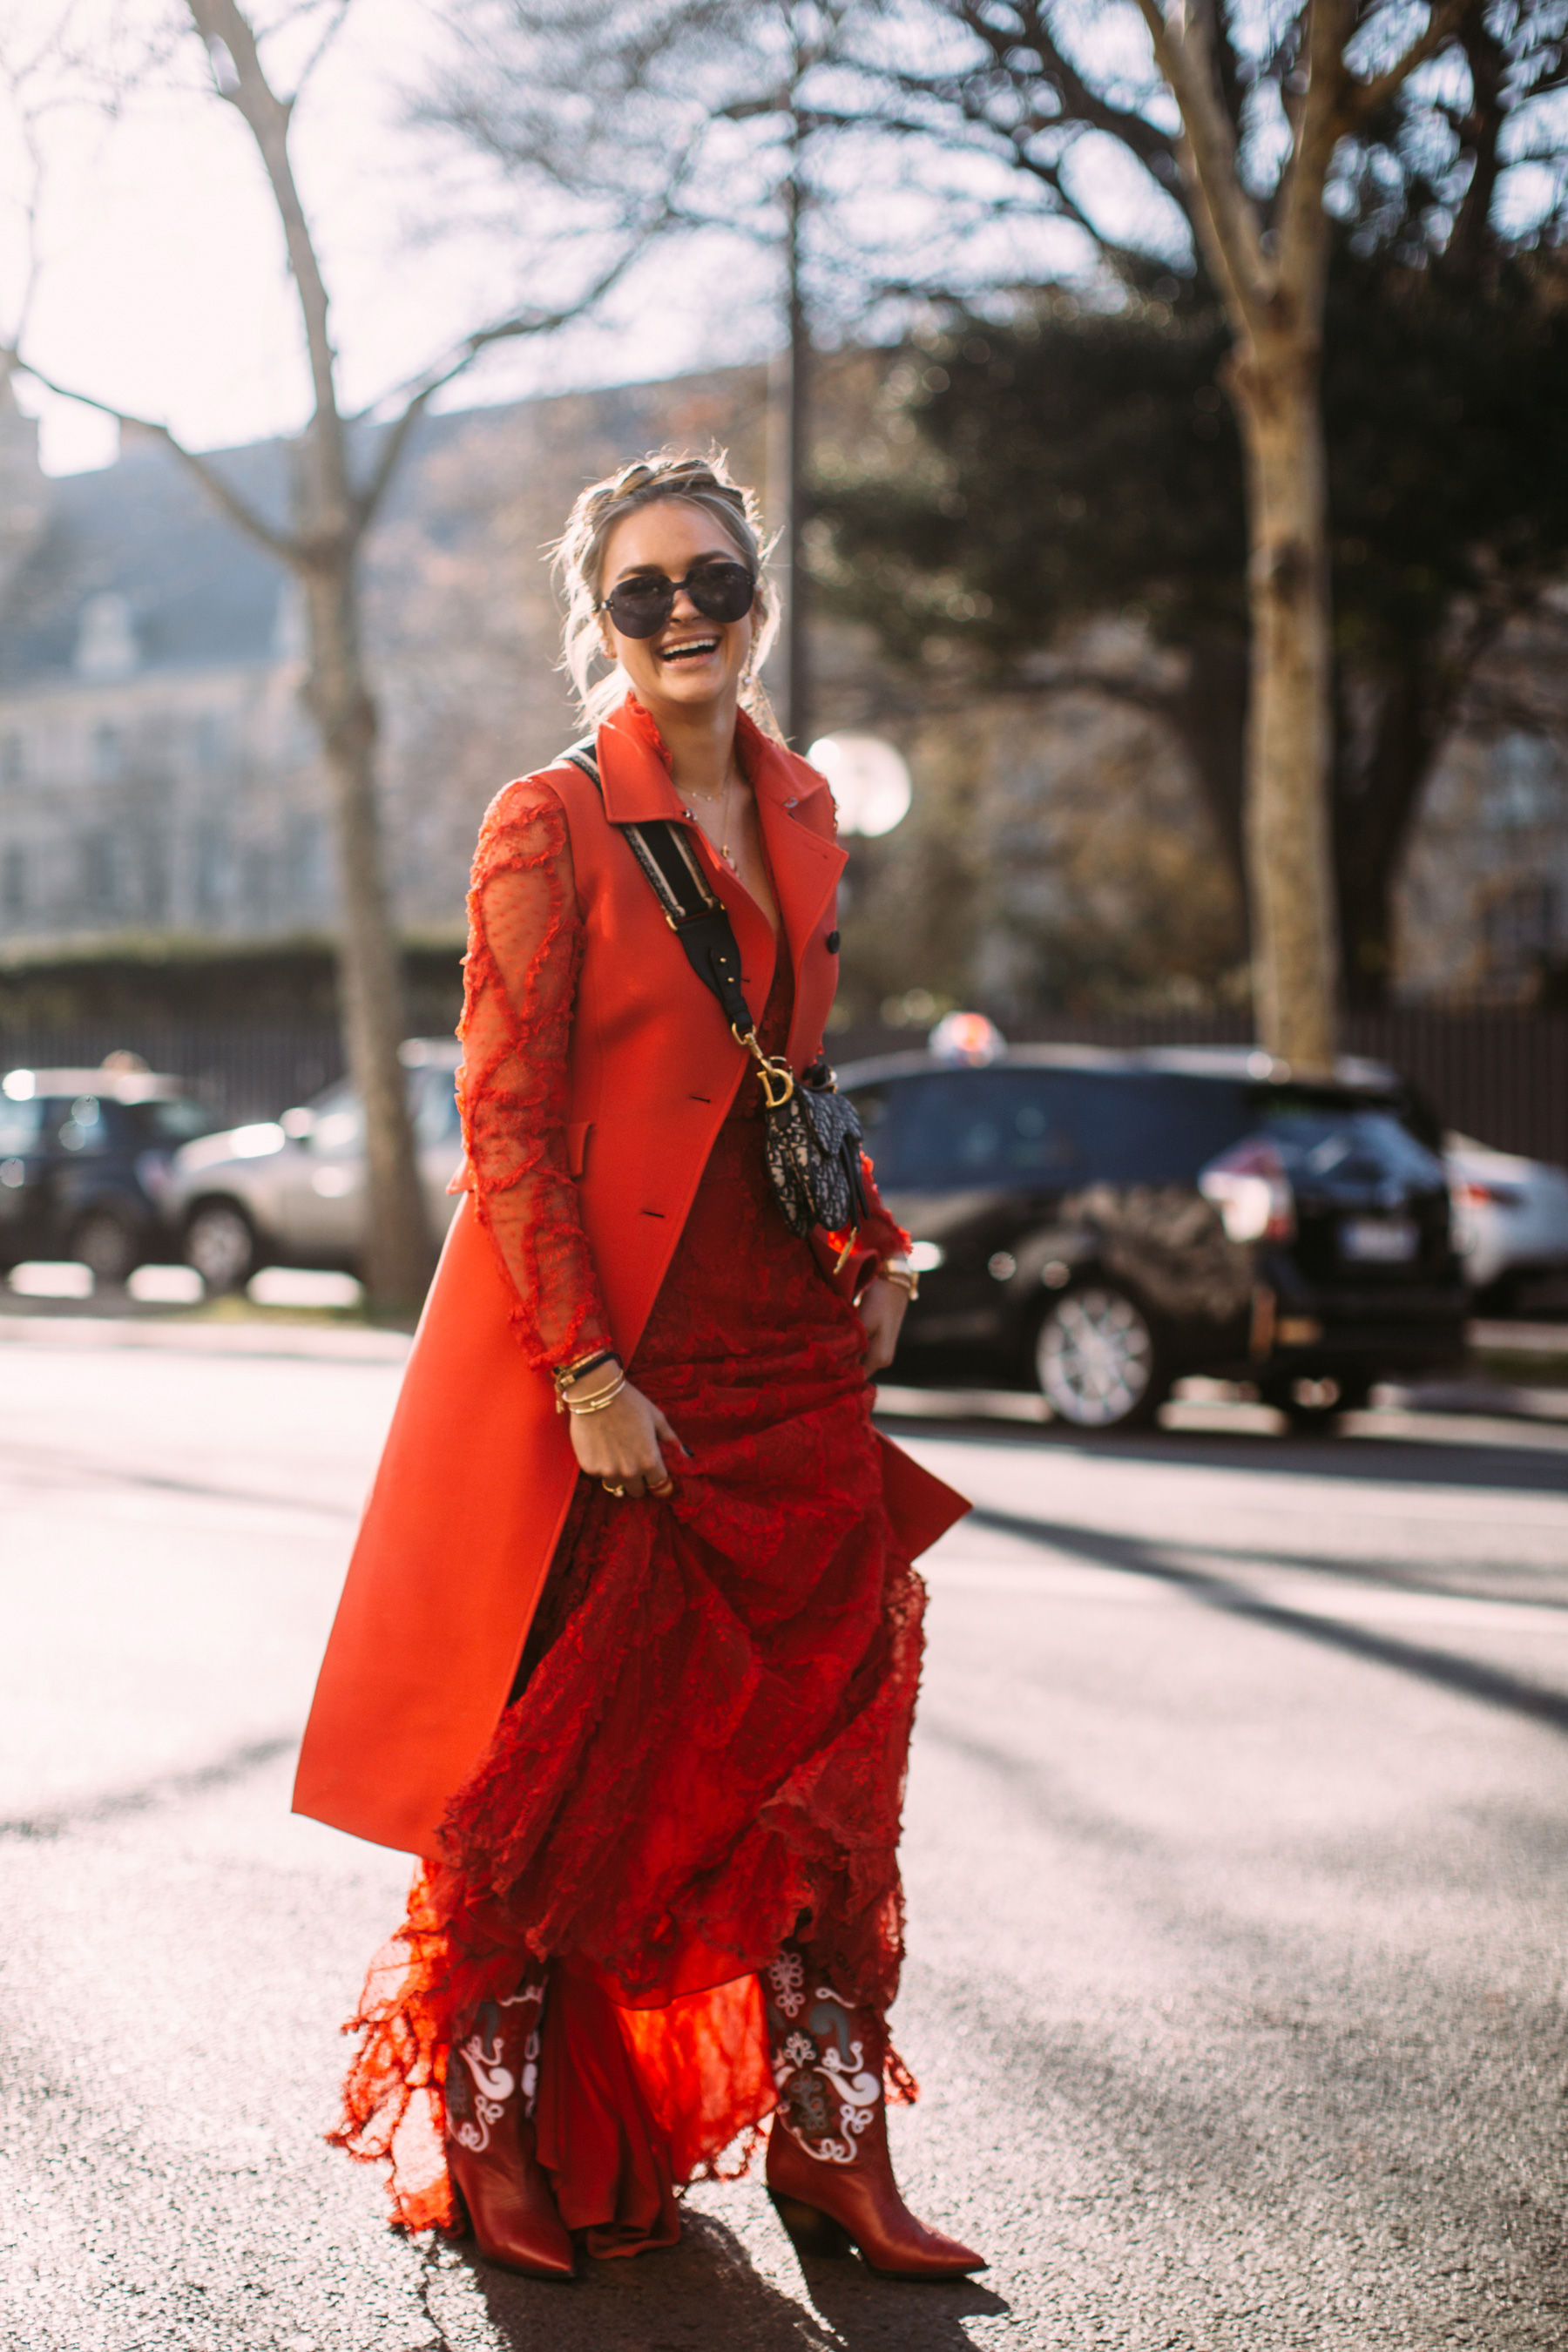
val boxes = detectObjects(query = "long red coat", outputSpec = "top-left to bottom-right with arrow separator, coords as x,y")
292,703 -> 965,1857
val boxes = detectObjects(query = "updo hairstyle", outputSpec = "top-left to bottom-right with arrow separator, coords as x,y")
552,449 -> 783,733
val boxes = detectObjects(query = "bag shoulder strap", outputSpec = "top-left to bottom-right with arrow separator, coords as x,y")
558,739 -> 755,1039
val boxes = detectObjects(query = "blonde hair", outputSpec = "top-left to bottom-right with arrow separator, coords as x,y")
551,449 -> 783,734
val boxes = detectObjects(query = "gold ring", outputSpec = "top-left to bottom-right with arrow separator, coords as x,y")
646,1475 -> 674,1498
601,1480 -> 625,1497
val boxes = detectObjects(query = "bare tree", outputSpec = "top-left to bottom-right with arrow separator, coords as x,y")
5,0 -> 662,1308
1127,0 -> 1477,1068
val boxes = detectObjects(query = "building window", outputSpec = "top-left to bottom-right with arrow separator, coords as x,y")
1,845 -> 24,919
73,591 -> 139,682
82,832 -> 123,916
194,820 -> 232,919
92,723 -> 123,783
288,813 -> 330,909
0,733 -> 24,789
193,713 -> 227,772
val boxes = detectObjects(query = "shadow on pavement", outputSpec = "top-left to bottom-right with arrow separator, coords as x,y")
967,1505 -> 1568,1738
448,2207 -> 1009,2349
877,1411 -> 1568,1497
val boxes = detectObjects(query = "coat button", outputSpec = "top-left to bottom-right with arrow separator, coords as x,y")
826,929 -> 841,954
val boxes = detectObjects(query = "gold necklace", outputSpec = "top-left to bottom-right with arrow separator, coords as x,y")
685,766 -> 736,870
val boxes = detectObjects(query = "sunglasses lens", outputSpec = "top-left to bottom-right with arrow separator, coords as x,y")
687,563 -> 756,624
605,578 -> 673,639
605,563 -> 755,639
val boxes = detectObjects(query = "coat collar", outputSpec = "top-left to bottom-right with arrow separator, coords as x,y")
593,698 -> 846,983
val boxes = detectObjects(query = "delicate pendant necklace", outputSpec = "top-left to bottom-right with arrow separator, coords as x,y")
686,766 -> 737,872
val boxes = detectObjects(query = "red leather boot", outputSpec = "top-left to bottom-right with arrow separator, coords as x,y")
762,1946 -> 986,2280
444,1977 -> 576,2279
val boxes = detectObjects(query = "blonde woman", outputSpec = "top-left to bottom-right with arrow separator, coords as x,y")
297,452 -> 983,2281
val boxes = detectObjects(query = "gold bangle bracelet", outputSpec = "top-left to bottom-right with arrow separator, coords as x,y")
567,1375 -> 628,1416
878,1261 -> 919,1300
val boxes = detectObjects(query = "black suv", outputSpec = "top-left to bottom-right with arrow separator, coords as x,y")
842,1044 -> 1466,1429
0,1068 -> 217,1285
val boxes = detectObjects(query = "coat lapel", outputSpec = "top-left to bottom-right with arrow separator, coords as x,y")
591,699 -> 846,1030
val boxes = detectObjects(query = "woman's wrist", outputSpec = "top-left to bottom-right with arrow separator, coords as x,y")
876,1256 -> 918,1301
553,1349 -> 624,1414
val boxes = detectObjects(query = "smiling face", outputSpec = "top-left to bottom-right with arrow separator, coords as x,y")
598,498 -> 755,722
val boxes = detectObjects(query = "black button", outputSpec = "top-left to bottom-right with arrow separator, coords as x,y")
826,929 -> 841,954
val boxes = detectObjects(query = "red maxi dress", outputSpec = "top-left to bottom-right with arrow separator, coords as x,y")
333,725 -> 930,2252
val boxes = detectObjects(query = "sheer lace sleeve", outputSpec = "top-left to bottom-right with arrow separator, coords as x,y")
857,1156 -> 910,1264
456,775 -> 614,1372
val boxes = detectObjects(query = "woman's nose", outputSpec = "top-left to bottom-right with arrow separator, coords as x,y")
668,581 -> 701,619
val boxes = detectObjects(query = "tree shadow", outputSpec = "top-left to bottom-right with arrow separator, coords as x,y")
434,2206 -> 1010,2351
875,1407 -> 1568,1497
967,1504 -> 1568,1736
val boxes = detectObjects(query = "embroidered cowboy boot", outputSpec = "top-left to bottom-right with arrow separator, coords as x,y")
444,1974 -> 576,2278
762,1946 -> 986,2280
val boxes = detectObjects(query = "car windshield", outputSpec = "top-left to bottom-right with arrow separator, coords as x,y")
1250,1098 -> 1443,1188
854,1069 -> 1260,1190
0,1097 -> 43,1155
131,1098 -> 217,1146
300,1069 -> 458,1151
852,1067 -> 1439,1194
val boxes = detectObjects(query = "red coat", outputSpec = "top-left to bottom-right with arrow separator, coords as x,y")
292,703 -> 967,1856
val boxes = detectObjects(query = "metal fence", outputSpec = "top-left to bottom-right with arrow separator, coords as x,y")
0,1020 -> 347,1124
4,1006 -> 1566,1166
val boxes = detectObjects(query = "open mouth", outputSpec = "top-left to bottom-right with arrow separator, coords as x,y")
659,635 -> 721,665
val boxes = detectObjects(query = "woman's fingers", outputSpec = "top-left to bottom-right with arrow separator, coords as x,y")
568,1380 -> 679,1500
651,1403 -> 689,1458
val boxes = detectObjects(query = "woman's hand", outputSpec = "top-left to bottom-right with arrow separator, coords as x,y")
565,1375 -> 687,1500
858,1275 -> 909,1375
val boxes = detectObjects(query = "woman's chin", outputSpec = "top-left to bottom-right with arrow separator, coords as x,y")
639,661 -> 738,711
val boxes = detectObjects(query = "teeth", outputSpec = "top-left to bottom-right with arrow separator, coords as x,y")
663,639 -> 719,659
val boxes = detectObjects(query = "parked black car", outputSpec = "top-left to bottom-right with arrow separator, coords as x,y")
841,1044 -> 1467,1429
0,1067 -> 217,1284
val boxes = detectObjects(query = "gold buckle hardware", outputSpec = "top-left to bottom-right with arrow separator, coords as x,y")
733,1023 -> 795,1107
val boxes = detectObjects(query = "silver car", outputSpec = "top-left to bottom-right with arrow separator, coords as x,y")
165,1038 -> 463,1290
1445,1131 -> 1568,1310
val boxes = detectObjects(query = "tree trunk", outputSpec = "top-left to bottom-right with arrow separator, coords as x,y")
1230,333 -> 1339,1071
301,559 -> 435,1310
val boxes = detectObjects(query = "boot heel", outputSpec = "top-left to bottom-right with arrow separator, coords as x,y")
768,2189 -> 855,2258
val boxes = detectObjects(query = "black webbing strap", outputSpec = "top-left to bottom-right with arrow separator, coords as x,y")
559,739 -> 756,1039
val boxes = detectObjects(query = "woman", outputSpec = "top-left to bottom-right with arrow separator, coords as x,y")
294,451 -> 983,2282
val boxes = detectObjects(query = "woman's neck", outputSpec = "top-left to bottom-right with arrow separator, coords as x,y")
641,689 -> 742,798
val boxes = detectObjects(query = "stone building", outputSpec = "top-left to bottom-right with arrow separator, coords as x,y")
2,368 -> 1563,1013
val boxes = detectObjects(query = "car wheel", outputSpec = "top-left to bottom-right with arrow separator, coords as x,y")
185,1200 -> 258,1293
71,1207 -> 141,1287
1035,1285 -> 1166,1430
1260,1372 -> 1372,1429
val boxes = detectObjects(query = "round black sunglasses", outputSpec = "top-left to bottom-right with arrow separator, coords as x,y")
598,559 -> 756,640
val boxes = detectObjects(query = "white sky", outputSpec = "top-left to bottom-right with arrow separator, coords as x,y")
0,0 -> 809,475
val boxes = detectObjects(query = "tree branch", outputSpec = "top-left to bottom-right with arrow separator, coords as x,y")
1131,0 -> 1268,324
0,350 -> 294,559
349,219 -> 671,530
186,0 -> 343,443
1342,0 -> 1471,127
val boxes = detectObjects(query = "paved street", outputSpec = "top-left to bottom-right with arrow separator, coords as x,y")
3,1320 -> 1566,2351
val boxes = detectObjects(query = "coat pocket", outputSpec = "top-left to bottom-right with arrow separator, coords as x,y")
566,1120 -> 593,1178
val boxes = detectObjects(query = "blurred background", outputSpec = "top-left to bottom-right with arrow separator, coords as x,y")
1,0 -> 1566,1321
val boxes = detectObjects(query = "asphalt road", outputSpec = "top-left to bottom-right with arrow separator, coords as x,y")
3,1321 -> 1566,2352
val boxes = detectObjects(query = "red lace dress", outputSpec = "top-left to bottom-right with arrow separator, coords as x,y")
333,749 -> 921,2252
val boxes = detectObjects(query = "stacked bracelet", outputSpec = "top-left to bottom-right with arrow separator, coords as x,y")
565,1372 -> 627,1416
878,1257 -> 919,1301
553,1349 -> 623,1414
